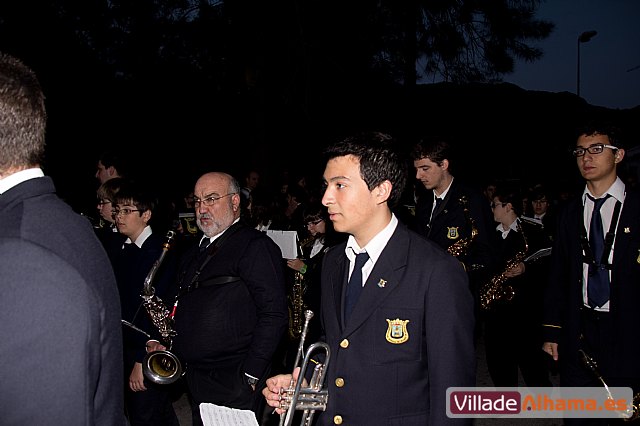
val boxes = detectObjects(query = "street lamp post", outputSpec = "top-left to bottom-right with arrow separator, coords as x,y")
577,30 -> 598,98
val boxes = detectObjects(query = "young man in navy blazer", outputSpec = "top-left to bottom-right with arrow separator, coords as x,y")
264,131 -> 476,425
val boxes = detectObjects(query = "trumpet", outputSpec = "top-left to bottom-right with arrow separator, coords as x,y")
279,310 -> 330,426
140,230 -> 184,385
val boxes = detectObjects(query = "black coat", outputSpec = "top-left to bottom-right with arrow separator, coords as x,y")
414,179 -> 496,278
543,187 -> 640,380
0,176 -> 126,425
172,223 -> 288,380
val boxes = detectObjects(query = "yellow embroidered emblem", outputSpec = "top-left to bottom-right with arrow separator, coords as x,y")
378,279 -> 387,288
637,249 -> 640,264
385,318 -> 410,344
447,227 -> 459,240
625,227 -> 631,233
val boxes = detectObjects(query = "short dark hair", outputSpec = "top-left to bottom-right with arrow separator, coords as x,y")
98,150 -> 128,177
494,185 -> 524,217
113,180 -> 156,214
410,138 -> 456,175
323,131 -> 407,208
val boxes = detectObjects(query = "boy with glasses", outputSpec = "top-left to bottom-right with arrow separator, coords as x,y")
543,120 -> 640,425
110,181 -> 180,426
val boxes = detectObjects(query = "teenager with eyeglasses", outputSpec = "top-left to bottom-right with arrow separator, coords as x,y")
482,185 -> 553,388
108,180 -> 180,426
543,120 -> 640,425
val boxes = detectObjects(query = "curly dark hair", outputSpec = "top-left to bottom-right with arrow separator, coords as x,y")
575,120 -> 624,149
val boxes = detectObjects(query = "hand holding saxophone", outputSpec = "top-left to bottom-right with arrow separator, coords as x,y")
145,340 -> 167,353
286,258 -> 306,272
503,261 -> 525,278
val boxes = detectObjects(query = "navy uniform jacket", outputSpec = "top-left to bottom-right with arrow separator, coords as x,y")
109,231 -> 178,365
543,188 -> 640,379
0,176 -> 126,425
317,222 -> 476,425
414,180 -> 496,276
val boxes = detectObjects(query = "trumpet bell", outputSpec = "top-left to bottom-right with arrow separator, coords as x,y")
143,350 -> 183,385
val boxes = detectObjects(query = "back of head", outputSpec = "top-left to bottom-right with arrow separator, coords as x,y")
323,131 -> 407,208
0,52 -> 47,174
97,177 -> 127,203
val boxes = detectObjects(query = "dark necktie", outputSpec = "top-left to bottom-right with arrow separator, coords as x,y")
587,194 -> 611,308
429,197 -> 442,225
199,237 -> 210,252
344,252 -> 370,323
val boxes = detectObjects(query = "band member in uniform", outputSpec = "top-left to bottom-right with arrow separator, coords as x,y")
542,120 -> 640,425
147,172 -> 288,426
263,131 -> 475,425
410,137 -> 496,334
481,185 -> 553,387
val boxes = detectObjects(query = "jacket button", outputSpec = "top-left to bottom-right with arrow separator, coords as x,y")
340,339 -> 349,348
333,415 -> 343,424
335,377 -> 344,387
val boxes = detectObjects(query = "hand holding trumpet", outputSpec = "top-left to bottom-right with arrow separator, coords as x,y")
262,367 -> 303,415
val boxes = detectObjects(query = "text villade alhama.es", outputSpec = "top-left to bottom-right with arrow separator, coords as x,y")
446,387 -> 634,419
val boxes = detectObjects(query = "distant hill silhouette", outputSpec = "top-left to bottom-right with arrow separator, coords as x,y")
45,80 -> 639,213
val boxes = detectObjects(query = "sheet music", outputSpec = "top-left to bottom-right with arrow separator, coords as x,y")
265,230 -> 299,259
199,403 -> 259,426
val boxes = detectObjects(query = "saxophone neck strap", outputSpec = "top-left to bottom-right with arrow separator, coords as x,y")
178,221 -> 244,297
177,276 -> 241,298
580,199 -> 621,269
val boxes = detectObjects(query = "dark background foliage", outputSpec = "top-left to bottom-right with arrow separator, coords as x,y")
0,1 -> 637,213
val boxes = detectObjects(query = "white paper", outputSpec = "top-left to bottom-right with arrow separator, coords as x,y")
199,403 -> 259,426
265,230 -> 299,259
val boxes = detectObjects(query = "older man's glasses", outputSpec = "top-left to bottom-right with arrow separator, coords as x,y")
193,193 -> 236,208
572,144 -> 618,157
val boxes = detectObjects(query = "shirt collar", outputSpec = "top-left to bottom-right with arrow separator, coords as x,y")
0,168 -> 44,194
582,176 -> 625,205
124,225 -> 152,248
345,214 -> 398,265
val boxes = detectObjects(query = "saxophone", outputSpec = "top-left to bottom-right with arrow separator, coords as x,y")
447,195 -> 479,258
480,220 -> 528,310
288,235 -> 314,339
140,230 -> 183,385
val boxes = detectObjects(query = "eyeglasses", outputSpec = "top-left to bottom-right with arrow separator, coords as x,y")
113,208 -> 140,216
193,193 -> 236,208
97,199 -> 112,206
490,202 -> 507,209
306,219 -> 323,227
572,144 -> 618,157
532,199 -> 548,204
